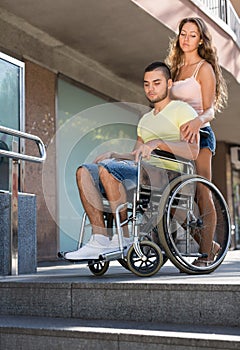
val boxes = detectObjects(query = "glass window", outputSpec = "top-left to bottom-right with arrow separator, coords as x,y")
0,52 -> 24,190
57,77 -> 142,251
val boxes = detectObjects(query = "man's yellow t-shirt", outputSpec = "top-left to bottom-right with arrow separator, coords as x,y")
137,100 -> 198,171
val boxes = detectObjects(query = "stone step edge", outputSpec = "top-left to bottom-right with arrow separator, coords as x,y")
0,315 -> 240,348
0,281 -> 239,291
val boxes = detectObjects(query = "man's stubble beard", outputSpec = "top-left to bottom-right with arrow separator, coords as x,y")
147,87 -> 168,105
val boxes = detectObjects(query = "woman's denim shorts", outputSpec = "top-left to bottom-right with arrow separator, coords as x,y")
200,126 -> 216,154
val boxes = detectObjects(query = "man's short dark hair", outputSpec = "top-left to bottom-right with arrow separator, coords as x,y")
144,61 -> 171,81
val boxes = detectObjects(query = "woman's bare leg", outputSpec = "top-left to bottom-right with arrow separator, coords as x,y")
195,148 -> 212,181
194,148 -> 217,261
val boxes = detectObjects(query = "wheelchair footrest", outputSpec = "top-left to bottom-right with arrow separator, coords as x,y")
58,251 -> 103,263
181,253 -> 208,258
100,249 -> 125,261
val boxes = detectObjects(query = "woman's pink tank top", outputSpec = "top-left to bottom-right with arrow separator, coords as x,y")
170,60 -> 205,117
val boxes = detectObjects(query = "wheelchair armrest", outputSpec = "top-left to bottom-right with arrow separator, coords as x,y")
151,149 -> 191,164
151,130 -> 208,161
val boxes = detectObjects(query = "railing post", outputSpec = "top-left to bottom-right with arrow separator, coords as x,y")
9,139 -> 19,276
0,125 -> 46,276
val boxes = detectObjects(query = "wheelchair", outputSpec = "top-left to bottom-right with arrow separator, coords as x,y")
60,149 -> 231,277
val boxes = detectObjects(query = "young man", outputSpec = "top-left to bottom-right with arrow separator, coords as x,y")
64,61 -> 199,261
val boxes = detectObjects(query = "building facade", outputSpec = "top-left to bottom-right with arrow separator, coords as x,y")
0,0 -> 239,260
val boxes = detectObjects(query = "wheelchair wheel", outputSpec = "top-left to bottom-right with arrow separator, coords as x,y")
127,241 -> 163,277
88,260 -> 110,276
158,175 -> 231,274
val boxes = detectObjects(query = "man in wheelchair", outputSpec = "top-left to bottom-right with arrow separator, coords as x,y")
64,61 -> 202,262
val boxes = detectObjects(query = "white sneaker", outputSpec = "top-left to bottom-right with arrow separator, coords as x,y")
64,234 -> 111,260
109,235 -> 133,254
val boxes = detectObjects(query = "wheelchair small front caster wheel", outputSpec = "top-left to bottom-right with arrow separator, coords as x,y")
127,241 -> 163,277
88,260 -> 109,276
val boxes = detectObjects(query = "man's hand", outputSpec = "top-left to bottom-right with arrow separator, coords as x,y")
132,139 -> 160,162
93,152 -> 112,163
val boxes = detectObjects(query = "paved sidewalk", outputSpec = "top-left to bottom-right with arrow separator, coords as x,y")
0,249 -> 239,284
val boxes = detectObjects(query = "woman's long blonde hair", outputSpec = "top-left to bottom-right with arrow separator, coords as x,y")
165,17 -> 228,112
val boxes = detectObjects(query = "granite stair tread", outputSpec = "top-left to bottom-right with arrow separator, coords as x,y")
0,315 -> 240,350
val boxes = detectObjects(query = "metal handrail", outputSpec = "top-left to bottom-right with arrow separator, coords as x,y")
0,125 -> 46,162
0,125 -> 46,276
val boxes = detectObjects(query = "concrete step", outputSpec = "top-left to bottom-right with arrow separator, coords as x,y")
0,315 -> 240,350
0,276 -> 239,328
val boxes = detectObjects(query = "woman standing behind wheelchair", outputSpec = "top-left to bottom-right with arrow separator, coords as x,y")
165,17 -> 228,266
